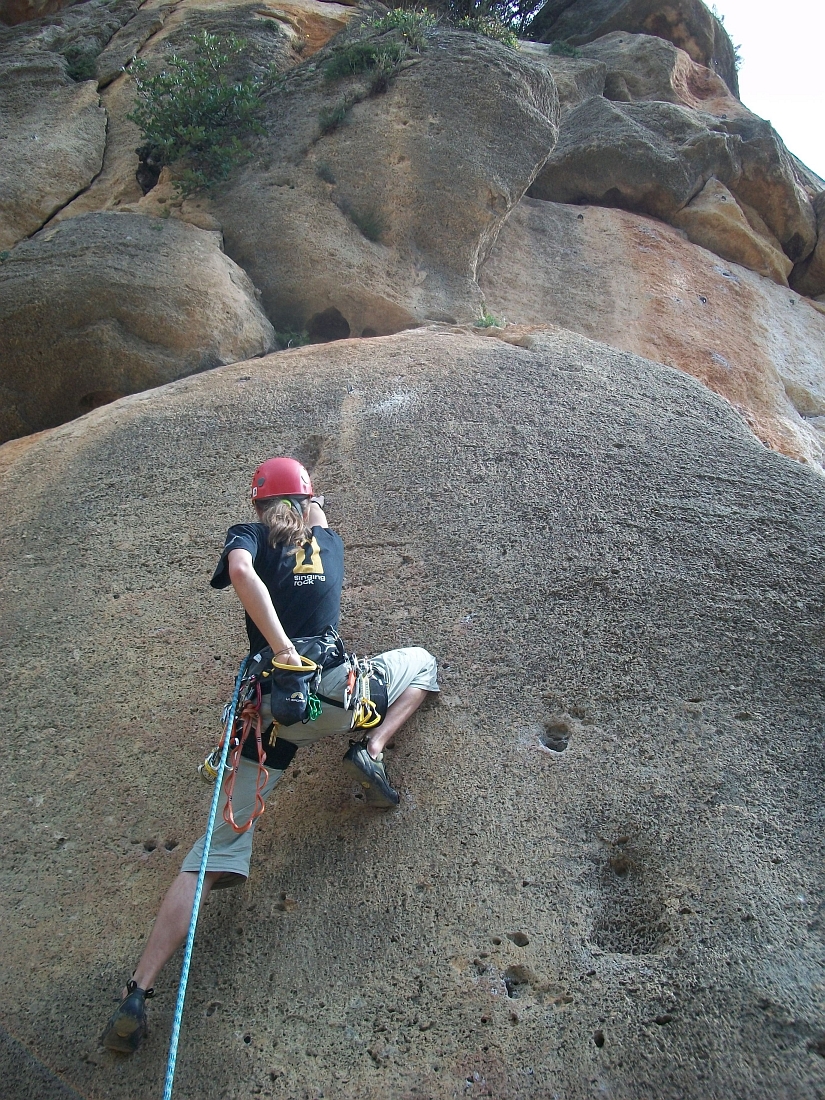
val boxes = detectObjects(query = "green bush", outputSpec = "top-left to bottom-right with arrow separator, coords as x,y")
127,31 -> 274,196
369,8 -> 436,51
455,13 -> 519,47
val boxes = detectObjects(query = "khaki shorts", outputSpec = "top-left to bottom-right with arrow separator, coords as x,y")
181,646 -> 438,887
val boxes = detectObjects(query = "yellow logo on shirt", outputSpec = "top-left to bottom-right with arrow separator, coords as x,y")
293,537 -> 325,575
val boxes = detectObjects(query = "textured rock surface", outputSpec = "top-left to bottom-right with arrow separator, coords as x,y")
671,178 -> 793,286
0,0 -> 76,25
208,27 -> 559,334
576,29 -> 744,112
1,329 -> 824,1099
519,40 -> 606,113
528,0 -> 739,96
0,50 -> 106,249
530,96 -> 816,264
791,192 -> 825,298
53,0 -> 335,222
0,212 -> 275,441
480,198 -> 825,464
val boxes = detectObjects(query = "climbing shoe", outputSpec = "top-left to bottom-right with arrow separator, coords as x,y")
343,739 -> 399,807
101,980 -> 154,1053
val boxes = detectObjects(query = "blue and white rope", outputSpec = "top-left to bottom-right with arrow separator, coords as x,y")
162,656 -> 250,1100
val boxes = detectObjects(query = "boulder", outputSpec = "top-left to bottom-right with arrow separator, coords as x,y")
529,95 -> 734,219
479,198 -> 825,465
670,178 -> 793,287
0,212 -> 275,441
528,0 -> 739,97
0,49 -> 106,249
518,40 -> 606,113
1,328 -> 825,1100
577,30 -> 746,114
208,27 -> 559,335
791,192 -> 825,298
529,97 -> 817,263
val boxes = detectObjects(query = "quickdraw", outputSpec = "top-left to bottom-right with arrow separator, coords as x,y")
343,653 -> 384,730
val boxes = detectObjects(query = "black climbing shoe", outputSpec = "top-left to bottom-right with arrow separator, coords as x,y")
343,739 -> 399,807
101,980 -> 154,1053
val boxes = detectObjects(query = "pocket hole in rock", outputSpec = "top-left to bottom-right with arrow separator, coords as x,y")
594,1030 -> 605,1048
143,839 -> 157,852
507,931 -> 530,947
540,718 -> 570,752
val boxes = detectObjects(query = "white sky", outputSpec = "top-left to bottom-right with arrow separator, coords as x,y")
710,0 -> 824,182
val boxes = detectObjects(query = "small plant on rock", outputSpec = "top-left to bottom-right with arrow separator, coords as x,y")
455,13 -> 519,48
127,31 -> 274,196
474,306 -> 503,328
369,8 -> 436,51
549,40 -> 581,57
273,329 -> 310,350
318,100 -> 352,135
324,39 -> 408,84
63,45 -> 99,82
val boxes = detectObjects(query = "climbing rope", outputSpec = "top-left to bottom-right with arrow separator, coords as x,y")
162,656 -> 250,1100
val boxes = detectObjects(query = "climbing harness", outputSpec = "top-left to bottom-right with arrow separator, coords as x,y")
200,648 -> 321,834
163,655 -> 249,1100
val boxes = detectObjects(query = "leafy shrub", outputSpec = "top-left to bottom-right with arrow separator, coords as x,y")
549,40 -> 581,57
127,31 -> 273,196
455,13 -> 519,47
369,8 -> 436,51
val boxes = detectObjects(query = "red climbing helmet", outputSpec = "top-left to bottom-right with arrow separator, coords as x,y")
250,456 -> 313,501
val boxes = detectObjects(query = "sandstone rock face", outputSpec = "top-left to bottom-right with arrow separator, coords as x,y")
94,3 -> 170,88
0,212 -> 275,441
791,191 -> 825,298
671,178 -> 793,287
1,329 -> 824,1100
0,50 -> 106,249
530,96 -> 817,264
480,198 -> 825,465
51,0 -> 355,222
209,27 -> 559,335
576,29 -> 744,113
0,0 -> 75,25
528,0 -> 739,96
518,40 -> 606,113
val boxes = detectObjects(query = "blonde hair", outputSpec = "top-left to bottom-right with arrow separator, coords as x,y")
258,498 -> 311,550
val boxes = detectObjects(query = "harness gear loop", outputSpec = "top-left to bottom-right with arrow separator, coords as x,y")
221,681 -> 269,833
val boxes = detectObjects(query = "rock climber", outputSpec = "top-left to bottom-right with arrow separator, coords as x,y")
101,455 -> 439,1054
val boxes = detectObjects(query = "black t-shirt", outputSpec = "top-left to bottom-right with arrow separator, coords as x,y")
211,523 -> 345,653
